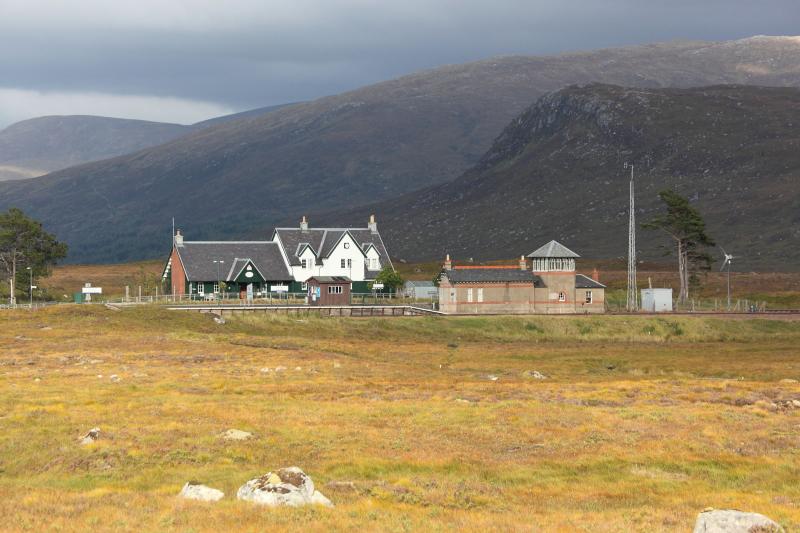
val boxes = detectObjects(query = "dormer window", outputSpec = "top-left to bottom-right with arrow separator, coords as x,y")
301,259 -> 307,269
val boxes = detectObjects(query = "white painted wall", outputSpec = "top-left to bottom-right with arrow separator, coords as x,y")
322,233 -> 366,281
365,246 -> 381,271
288,246 -> 315,281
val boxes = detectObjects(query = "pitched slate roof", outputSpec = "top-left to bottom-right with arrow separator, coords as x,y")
226,258 -> 269,282
274,226 -> 392,274
175,242 -> 291,282
442,269 -> 542,285
575,274 -> 606,289
308,276 -> 351,283
526,240 -> 580,258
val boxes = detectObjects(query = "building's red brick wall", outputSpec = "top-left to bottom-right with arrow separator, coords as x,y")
170,248 -> 186,296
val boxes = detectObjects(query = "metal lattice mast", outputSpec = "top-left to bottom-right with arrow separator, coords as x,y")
625,163 -> 638,312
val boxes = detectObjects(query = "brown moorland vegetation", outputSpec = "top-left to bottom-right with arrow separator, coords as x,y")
1,306 -> 799,531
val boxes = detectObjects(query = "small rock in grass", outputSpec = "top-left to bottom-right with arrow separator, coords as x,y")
219,429 -> 253,441
34,377 -> 41,382
79,427 -> 100,445
109,374 -> 121,382
779,378 -> 798,383
294,366 -> 302,371
179,482 -> 224,502
792,400 -> 800,408
237,467 -> 333,507
260,367 -> 271,373
274,366 -> 287,372
486,374 -> 499,381
522,370 -> 547,380
692,509 -> 783,532
213,316 -> 226,325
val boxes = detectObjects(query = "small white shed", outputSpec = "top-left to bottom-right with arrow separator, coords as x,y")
641,288 -> 673,312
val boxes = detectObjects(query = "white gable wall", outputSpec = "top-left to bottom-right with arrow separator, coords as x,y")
290,247 -> 319,281
365,246 -> 381,271
322,233 -> 366,281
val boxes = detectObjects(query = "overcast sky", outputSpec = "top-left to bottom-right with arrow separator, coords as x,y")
1,0 -> 798,128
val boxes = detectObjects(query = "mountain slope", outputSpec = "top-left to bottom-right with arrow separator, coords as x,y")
340,84 -> 800,270
3,36 -> 800,262
0,116 -> 191,181
0,104 -> 298,182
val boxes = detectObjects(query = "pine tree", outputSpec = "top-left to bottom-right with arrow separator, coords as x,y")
0,208 -> 68,305
642,190 -> 714,304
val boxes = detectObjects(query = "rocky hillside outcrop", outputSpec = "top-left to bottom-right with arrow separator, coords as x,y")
3,36 -> 800,262
340,84 -> 800,270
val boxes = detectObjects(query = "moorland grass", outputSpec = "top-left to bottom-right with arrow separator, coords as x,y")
0,306 -> 799,531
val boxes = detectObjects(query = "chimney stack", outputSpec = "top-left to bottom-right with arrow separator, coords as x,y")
443,254 -> 452,271
174,229 -> 183,247
519,255 -> 527,271
368,214 -> 378,233
591,267 -> 600,282
300,215 -> 308,232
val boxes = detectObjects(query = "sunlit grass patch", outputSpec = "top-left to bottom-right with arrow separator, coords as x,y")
0,306 -> 799,531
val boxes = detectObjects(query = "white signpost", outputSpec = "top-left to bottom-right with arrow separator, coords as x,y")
82,283 -> 102,302
372,283 -> 384,290
271,285 -> 289,292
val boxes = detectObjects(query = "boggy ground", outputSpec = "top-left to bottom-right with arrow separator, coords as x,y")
1,306 -> 799,532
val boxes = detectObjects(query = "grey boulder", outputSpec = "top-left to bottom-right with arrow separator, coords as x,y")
237,467 -> 333,507
179,482 -> 224,502
693,509 -> 783,533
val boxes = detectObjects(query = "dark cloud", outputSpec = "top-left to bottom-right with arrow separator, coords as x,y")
1,0 -> 799,126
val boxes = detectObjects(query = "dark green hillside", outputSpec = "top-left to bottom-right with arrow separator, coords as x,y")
2,36 -> 800,262
343,84 -> 800,270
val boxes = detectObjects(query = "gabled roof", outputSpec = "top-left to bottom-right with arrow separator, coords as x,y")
308,276 -> 351,283
526,240 -> 580,258
442,269 -> 542,285
575,274 -> 606,289
273,226 -> 392,274
174,241 -> 292,282
296,243 -> 317,257
226,257 -> 267,282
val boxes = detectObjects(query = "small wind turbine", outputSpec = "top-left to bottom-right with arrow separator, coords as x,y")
720,246 -> 735,310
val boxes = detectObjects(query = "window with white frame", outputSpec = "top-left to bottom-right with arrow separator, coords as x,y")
301,282 -> 308,291
197,282 -> 205,295
340,259 -> 346,268
213,282 -> 219,293
450,289 -> 456,303
558,291 -> 566,302
301,259 -> 307,269
328,285 -> 343,294
347,259 -> 352,268
585,290 -> 593,304
370,258 -> 379,270
477,288 -> 484,302
467,288 -> 473,302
